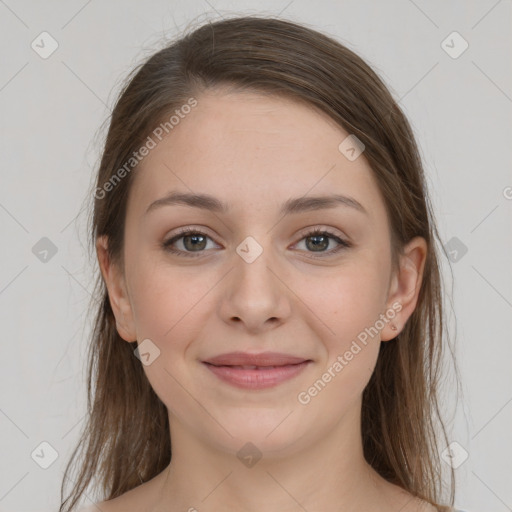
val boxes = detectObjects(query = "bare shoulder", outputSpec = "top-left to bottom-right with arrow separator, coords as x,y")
384,484 -> 441,512
76,505 -> 113,512
83,471 -> 167,512
87,488 -> 152,512
402,496 -> 445,512
76,501 -> 122,512
399,493 -> 442,512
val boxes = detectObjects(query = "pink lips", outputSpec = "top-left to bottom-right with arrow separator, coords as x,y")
202,351 -> 311,390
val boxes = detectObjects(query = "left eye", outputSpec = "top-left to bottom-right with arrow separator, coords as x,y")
294,229 -> 350,257
162,228 -> 350,258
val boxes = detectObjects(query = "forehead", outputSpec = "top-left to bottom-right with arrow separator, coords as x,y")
127,90 -> 387,224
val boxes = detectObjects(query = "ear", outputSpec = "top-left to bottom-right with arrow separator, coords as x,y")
381,236 -> 428,342
96,235 -> 137,342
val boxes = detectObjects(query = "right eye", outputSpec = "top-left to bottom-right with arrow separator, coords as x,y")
162,228 -> 220,257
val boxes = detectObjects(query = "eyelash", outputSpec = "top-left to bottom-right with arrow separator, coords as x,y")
161,227 -> 351,259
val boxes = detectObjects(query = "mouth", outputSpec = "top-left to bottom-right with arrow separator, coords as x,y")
201,352 -> 312,390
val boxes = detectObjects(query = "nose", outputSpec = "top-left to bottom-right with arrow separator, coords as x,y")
218,245 -> 292,334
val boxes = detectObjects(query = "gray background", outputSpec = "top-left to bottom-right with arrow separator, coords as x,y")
0,1 -> 511,511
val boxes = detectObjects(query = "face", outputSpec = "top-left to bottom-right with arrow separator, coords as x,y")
97,89 -> 426,459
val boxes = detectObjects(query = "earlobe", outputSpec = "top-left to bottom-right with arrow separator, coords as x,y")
381,236 -> 428,342
96,235 -> 137,342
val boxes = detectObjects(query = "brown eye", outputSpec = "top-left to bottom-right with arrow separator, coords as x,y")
162,228 -> 219,257
181,233 -> 207,251
305,233 -> 330,251
295,228 -> 351,257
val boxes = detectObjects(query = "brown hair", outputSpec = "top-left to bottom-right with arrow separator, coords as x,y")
60,15 -> 457,511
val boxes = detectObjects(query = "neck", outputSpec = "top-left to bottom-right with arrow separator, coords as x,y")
150,397 -> 406,512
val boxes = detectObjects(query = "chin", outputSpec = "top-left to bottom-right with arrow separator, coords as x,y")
208,411 -> 310,459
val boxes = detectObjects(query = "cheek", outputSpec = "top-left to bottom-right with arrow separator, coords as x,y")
298,263 -> 388,342
127,262 -> 217,416
127,253 -> 212,339
294,272 -> 384,412
296,263 -> 387,397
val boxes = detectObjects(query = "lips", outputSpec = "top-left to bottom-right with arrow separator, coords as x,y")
202,352 -> 312,390
203,351 -> 309,367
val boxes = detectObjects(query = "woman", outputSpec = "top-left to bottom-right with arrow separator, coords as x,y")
60,15 -> 461,512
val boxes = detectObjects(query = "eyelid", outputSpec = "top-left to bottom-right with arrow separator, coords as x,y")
294,224 -> 347,242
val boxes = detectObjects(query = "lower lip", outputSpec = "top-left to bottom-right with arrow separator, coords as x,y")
203,361 -> 311,390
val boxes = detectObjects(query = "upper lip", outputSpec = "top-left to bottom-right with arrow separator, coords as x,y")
203,351 -> 310,367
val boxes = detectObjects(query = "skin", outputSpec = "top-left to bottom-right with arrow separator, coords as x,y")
95,88 -> 432,512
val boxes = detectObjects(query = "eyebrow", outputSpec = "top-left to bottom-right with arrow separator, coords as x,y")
145,191 -> 368,216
